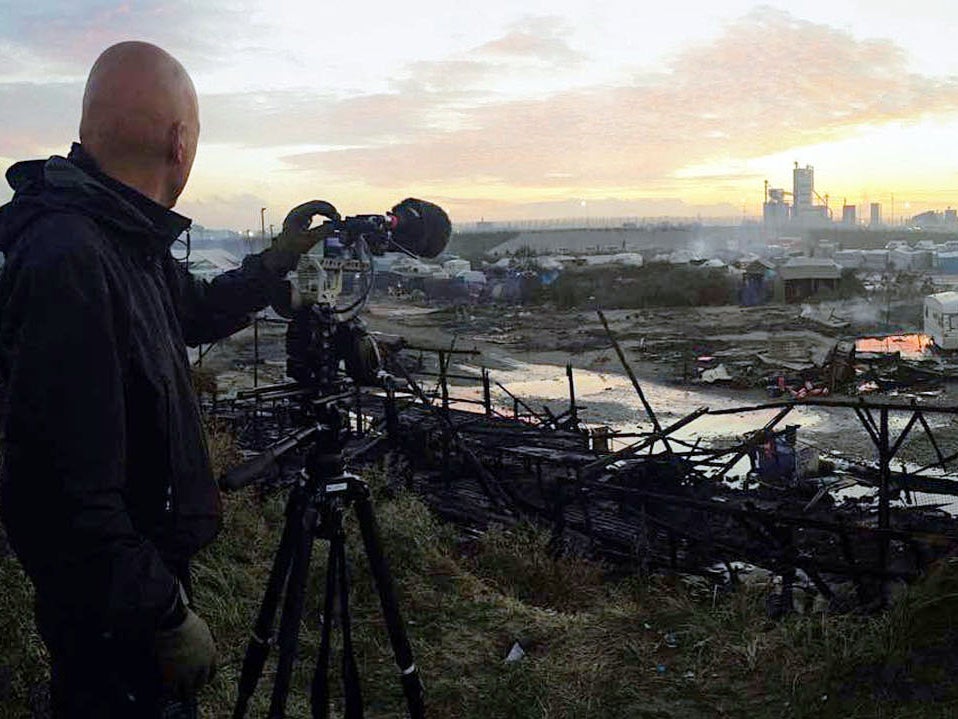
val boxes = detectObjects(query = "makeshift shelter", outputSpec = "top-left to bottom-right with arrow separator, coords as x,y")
741,258 -> 776,306
778,257 -> 842,303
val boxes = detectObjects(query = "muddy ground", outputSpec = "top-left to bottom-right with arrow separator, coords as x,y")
196,298 -> 958,476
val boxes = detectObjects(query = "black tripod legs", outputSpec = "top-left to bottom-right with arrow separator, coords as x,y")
267,498 -> 319,718
231,477 -> 423,719
233,487 -> 308,719
354,492 -> 425,719
311,507 -> 363,719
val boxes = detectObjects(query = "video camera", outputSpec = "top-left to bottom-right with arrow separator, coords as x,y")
279,197 -> 451,392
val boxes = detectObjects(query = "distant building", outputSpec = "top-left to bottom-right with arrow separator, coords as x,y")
815,240 -> 837,258
946,208 -> 957,226
862,249 -> 890,271
937,251 -> 958,274
913,210 -> 942,229
790,164 -> 829,227
793,165 -> 814,215
870,203 -> 882,227
763,187 -> 790,234
834,249 -> 864,270
842,204 -> 856,226
778,257 -> 842,303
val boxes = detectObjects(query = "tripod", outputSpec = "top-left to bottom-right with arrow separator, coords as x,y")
228,404 -> 424,719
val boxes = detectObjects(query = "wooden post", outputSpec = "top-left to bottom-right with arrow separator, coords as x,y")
439,350 -> 449,411
252,313 -> 259,388
878,407 -> 891,584
482,368 -> 492,416
566,363 -> 578,428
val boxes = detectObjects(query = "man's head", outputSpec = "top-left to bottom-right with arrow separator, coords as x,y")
79,42 -> 199,208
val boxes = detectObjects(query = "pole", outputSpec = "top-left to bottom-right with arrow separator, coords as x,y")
567,363 -> 578,428
260,207 -> 267,250
482,368 -> 492,416
878,408 -> 891,586
253,314 -> 259,388
439,351 -> 449,411
596,309 -> 672,455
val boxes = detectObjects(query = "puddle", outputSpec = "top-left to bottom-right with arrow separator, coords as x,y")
448,359 -> 835,447
855,333 -> 933,358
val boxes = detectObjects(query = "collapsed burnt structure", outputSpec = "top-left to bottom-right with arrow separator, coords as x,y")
207,319 -> 958,611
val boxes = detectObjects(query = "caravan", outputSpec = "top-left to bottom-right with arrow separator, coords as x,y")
924,292 -> 958,350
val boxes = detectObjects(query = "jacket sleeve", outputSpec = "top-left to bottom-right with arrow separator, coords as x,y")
165,249 -> 290,346
0,219 -> 178,636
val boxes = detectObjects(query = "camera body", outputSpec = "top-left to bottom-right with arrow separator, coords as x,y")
280,198 -> 450,396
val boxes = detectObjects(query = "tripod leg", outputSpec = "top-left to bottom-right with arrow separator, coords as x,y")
311,519 -> 339,719
233,486 -> 307,719
267,500 -> 319,719
337,531 -> 364,719
354,495 -> 425,719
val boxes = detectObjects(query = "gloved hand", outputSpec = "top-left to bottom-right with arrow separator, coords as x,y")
154,607 -> 217,700
263,200 -> 341,274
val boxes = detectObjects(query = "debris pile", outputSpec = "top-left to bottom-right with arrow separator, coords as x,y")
208,318 -> 958,612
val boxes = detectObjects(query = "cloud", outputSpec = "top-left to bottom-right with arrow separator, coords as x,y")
279,8 -> 958,192
3,7 -> 958,226
176,191 -> 269,230
0,1 -> 270,72
474,16 -> 584,65
0,82 -> 82,156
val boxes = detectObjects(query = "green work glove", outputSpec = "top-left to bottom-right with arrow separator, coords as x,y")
155,607 -> 217,700
263,200 -> 341,274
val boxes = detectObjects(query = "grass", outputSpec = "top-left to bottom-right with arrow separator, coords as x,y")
3,429 -> 958,717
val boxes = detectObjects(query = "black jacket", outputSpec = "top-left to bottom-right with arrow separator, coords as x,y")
0,144 -> 283,638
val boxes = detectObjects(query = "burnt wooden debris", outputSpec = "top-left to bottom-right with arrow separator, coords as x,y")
207,337 -> 958,610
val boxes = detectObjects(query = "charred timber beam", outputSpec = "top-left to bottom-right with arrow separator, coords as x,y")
567,364 -> 579,429
706,398 -> 958,414
638,508 -> 915,581
596,309 -> 672,455
412,371 -> 483,382
580,406 -> 709,481
390,362 -> 508,510
589,484 -> 958,544
402,344 -> 482,356
879,408 -> 891,579
494,381 -> 549,426
854,407 -> 881,449
917,412 -> 947,468
714,405 -> 793,480
889,411 -> 921,459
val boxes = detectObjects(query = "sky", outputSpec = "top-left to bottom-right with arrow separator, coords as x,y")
1,1 -> 958,229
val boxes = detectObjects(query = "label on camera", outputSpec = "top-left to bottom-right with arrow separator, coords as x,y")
326,482 -> 349,493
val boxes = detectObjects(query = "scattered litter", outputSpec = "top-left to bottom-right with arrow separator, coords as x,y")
700,364 -> 732,383
504,642 -> 525,663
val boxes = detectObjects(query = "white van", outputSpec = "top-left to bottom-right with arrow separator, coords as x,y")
924,292 -> 958,350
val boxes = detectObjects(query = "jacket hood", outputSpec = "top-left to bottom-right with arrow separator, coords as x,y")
0,145 -> 191,255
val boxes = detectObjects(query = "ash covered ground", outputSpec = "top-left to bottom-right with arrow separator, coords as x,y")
197,298 -> 958,472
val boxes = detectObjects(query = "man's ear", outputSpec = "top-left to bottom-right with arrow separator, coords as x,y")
170,121 -> 186,164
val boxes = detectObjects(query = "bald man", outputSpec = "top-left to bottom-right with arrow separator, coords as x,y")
0,42 -> 334,718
